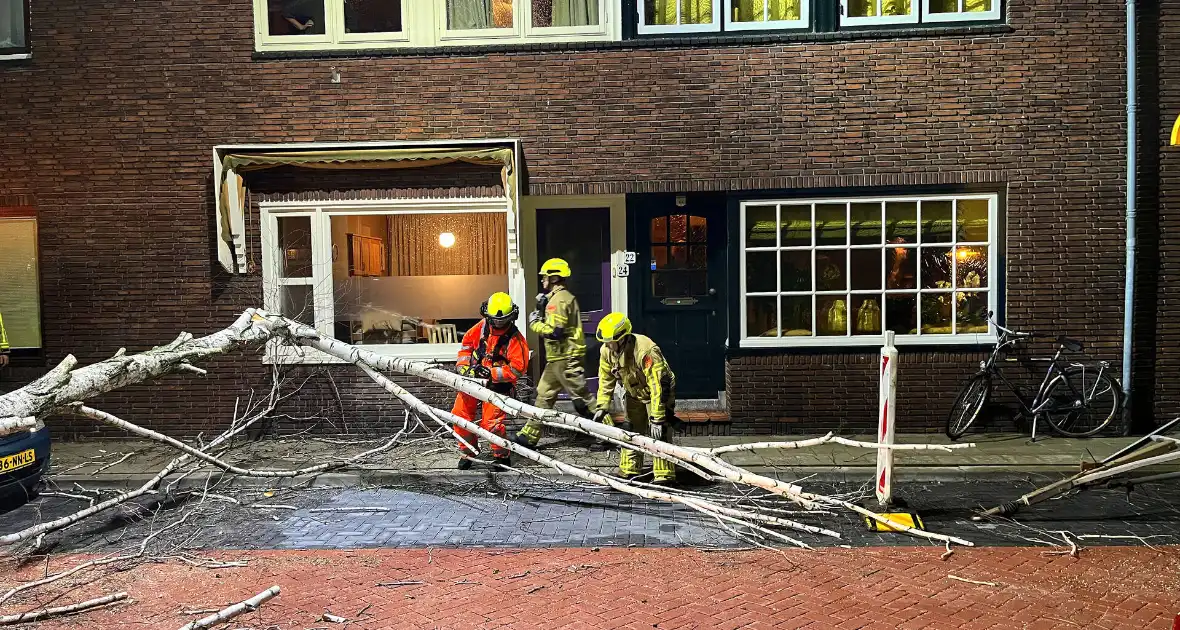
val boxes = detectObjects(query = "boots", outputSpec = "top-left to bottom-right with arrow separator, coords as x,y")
457,458 -> 473,471
494,455 -> 512,470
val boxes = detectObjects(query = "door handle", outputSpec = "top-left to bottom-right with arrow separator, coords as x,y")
708,288 -> 717,296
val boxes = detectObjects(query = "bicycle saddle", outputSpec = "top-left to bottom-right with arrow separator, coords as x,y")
1057,336 -> 1083,352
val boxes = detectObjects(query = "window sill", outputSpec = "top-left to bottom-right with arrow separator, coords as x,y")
251,23 -> 1012,59
0,53 -> 31,62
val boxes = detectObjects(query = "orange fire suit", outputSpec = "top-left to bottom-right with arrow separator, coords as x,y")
452,320 -> 529,459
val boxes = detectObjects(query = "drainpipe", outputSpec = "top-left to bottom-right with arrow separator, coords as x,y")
1121,0 -> 1137,413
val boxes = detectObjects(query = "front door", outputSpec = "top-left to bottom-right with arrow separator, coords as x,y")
629,193 -> 728,399
536,206 -> 612,394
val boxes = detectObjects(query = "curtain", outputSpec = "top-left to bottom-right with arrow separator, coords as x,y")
0,0 -> 25,49
649,0 -> 711,25
448,0 -> 493,29
733,0 -> 800,21
552,0 -> 599,27
390,213 -> 507,277
0,219 -> 40,349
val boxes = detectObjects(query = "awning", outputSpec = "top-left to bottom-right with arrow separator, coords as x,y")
215,146 -> 517,274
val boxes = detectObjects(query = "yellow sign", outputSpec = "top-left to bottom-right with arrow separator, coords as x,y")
865,512 -> 925,533
0,449 -> 36,474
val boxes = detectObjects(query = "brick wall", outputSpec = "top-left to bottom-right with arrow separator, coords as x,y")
0,0 -> 1147,436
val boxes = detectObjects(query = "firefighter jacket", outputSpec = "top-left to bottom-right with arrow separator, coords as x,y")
0,313 -> 8,352
596,334 -> 675,421
529,287 -> 586,362
456,320 -> 529,385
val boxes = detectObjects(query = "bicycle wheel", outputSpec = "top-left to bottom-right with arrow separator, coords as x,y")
946,372 -> 991,440
1042,366 -> 1123,437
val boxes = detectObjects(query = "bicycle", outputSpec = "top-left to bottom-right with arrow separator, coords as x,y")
946,312 -> 1124,440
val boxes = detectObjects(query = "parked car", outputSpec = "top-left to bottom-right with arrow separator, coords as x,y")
0,419 -> 51,509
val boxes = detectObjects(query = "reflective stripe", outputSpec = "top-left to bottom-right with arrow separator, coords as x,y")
492,367 -> 506,381
508,365 -> 524,377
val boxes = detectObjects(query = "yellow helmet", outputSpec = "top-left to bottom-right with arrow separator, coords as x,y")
596,312 -> 633,343
539,258 -> 572,278
480,292 -> 519,327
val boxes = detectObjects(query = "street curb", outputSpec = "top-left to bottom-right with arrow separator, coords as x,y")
49,465 -> 1078,491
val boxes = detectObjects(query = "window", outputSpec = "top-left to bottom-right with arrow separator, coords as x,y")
740,194 -> 998,347
261,199 -> 517,361
639,0 -> 808,34
254,0 -> 614,51
841,0 -> 998,26
0,0 -> 28,58
0,214 -> 41,350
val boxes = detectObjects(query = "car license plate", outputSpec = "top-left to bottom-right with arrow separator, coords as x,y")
0,449 -> 36,474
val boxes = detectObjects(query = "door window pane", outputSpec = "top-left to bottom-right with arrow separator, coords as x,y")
281,284 -> 315,325
689,216 -> 707,242
652,216 -> 669,244
267,0 -> 326,35
0,218 -> 40,349
278,216 -> 313,278
448,0 -> 513,29
345,0 -> 403,33
532,0 -> 601,27
670,214 -> 689,242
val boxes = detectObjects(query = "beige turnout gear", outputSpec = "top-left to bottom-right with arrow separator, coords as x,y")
597,334 -> 677,481
518,286 -> 594,446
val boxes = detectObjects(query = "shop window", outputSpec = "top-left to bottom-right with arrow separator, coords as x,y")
740,194 -> 998,347
0,0 -> 29,58
0,213 -> 41,350
262,201 -> 516,361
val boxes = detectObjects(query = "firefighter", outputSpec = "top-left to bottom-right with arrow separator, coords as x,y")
514,258 -> 597,449
452,292 -> 529,470
593,313 -> 679,485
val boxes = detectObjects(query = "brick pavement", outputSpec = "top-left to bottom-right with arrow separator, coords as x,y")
6,546 -> 1179,629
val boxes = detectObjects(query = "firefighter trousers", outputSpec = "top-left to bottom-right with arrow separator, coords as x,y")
451,392 -> 510,459
617,395 -> 676,482
517,358 -> 594,446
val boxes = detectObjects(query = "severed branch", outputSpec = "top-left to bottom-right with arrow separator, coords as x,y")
0,592 -> 129,626
0,417 -> 36,439
703,432 -> 976,454
72,404 -> 409,479
176,585 -> 281,630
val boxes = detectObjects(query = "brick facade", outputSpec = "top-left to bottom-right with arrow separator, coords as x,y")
0,0 -> 1164,436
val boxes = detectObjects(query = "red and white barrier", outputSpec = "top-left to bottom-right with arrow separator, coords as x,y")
876,331 -> 899,507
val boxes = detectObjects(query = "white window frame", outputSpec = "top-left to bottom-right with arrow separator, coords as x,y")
0,0 -> 30,59
920,0 -> 1000,22
637,0 -> 722,34
254,0 -> 616,52
739,193 -> 1000,348
723,0 -> 809,31
839,0 -> 918,27
261,197 -> 521,364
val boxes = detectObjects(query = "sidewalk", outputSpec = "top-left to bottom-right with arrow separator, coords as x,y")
42,431 -> 1165,490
